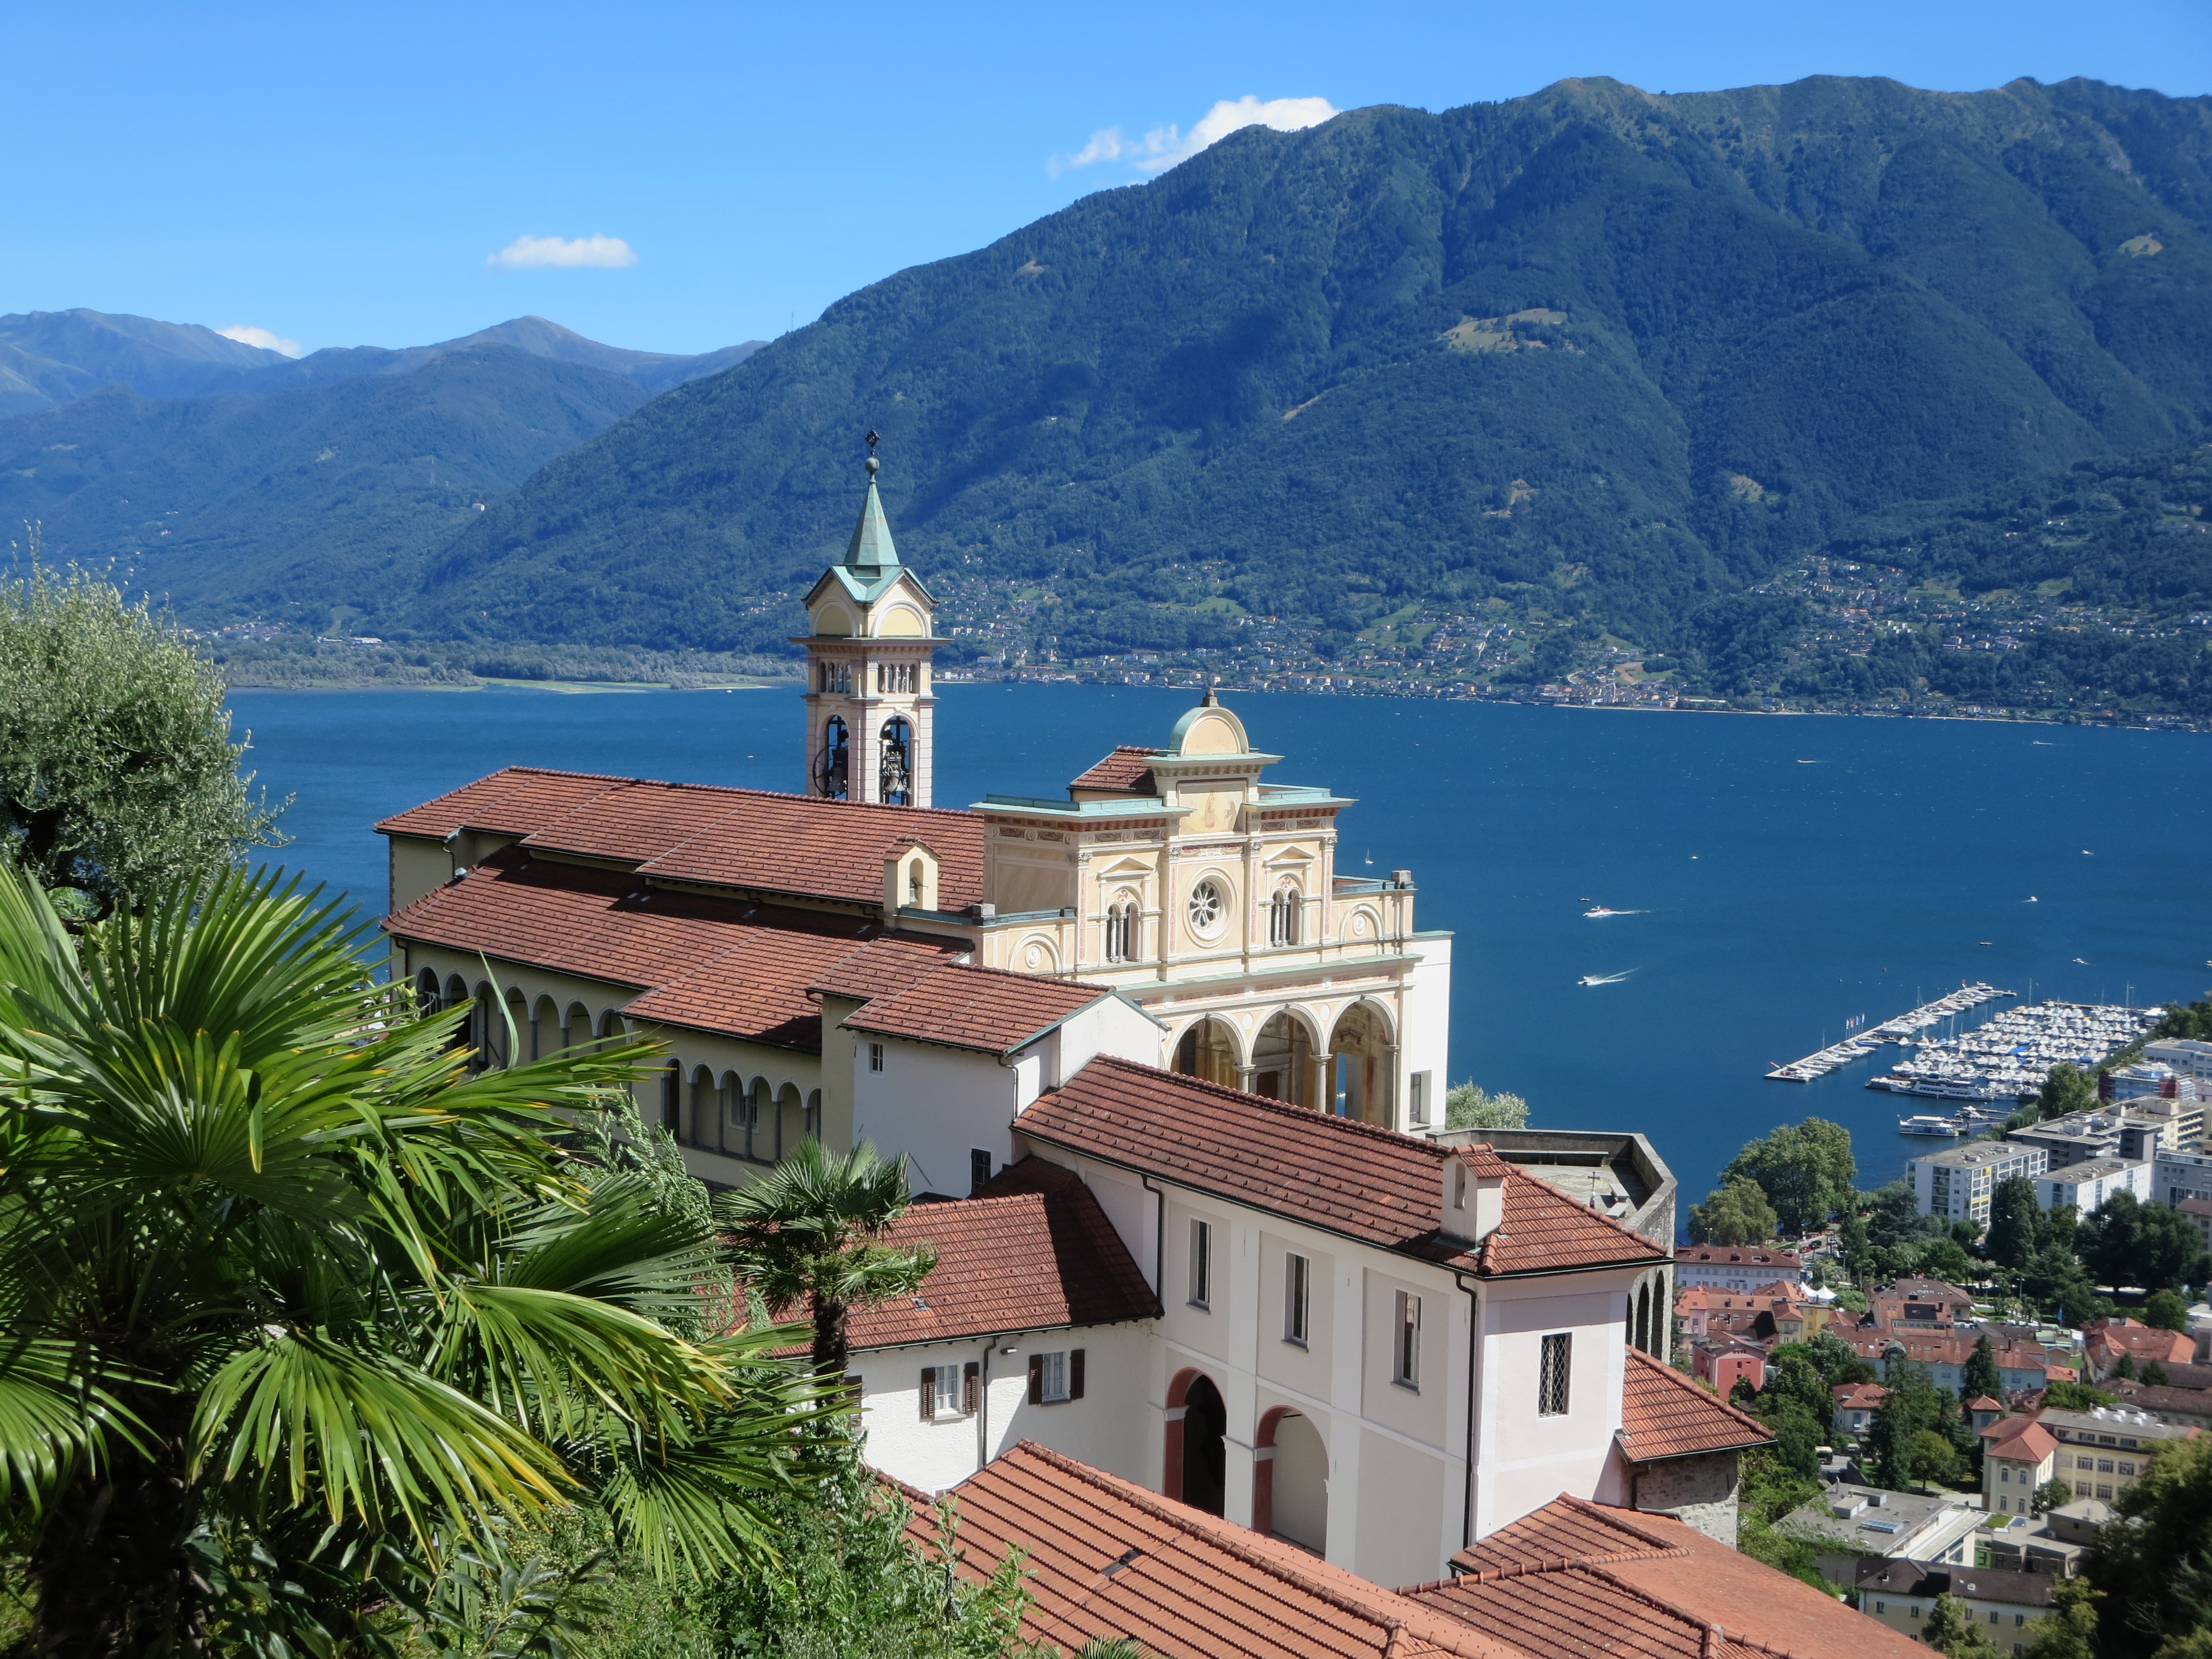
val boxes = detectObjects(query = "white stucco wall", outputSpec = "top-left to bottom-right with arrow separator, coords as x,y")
1401,932 -> 1454,1129
851,1324 -> 1150,1494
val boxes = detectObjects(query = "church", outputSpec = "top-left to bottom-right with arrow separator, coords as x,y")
376,449 -> 1739,1584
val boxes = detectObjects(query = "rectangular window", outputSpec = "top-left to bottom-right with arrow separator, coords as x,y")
1284,1253 -> 1311,1346
2078,1455 -> 2095,1470
918,1364 -> 975,1420
1029,1349 -> 1083,1404
1188,1219 -> 1213,1310
868,1042 -> 884,1072
2098,1484 -> 2114,1500
1538,1331 -> 1572,1416
2098,1459 -> 2115,1474
969,1149 -> 992,1196
933,1365 -> 964,1418
2119,1462 -> 2137,1477
2000,1467 -> 2011,1483
1410,1071 -> 1431,1126
1395,1290 -> 1423,1389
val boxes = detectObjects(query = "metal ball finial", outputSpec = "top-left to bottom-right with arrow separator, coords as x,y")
864,429 -> 881,475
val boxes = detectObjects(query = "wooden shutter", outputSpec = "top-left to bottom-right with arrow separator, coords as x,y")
920,1366 -> 936,1421
963,1361 -> 979,1415
1070,1348 -> 1086,1400
1027,1354 -> 1044,1404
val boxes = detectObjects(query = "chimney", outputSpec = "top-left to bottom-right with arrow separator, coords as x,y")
1441,1149 -> 1505,1243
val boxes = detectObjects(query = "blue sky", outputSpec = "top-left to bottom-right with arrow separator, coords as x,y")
8,0 -> 2209,357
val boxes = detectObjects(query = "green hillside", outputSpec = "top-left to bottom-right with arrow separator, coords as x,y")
414,75 -> 2212,673
0,346 -> 651,630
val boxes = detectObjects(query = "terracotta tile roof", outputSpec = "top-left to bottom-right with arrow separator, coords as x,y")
808,935 -> 963,1003
634,794 -> 985,910
1068,745 -> 1166,795
1965,1395 -> 2004,1411
844,963 -> 1113,1056
375,765 -> 628,839
379,765 -> 986,910
844,1162 -> 1156,1349
2103,1378 -> 2212,1418
1983,1420 -> 2059,1463
1618,1349 -> 1774,1462
1434,1495 -> 1925,1659
1677,1245 -> 1802,1269
383,850 -> 955,1051
1019,1058 -> 1668,1278
908,1441 -> 1521,1658
1833,1384 -> 1891,1407
1854,1559 -> 2056,1610
2088,1324 -> 2195,1366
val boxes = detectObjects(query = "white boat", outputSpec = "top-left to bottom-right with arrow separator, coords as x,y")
1898,1114 -> 1963,1136
1584,907 -> 1622,917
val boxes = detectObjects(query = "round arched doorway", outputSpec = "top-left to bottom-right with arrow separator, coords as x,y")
1180,1374 -> 1227,1515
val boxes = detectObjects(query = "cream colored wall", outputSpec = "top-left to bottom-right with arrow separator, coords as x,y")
389,836 -> 451,911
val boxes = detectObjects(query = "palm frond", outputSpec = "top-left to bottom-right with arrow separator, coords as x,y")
0,1338 -> 150,1515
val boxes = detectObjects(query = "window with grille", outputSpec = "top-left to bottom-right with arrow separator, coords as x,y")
1284,1253 -> 1311,1346
1029,1350 -> 1083,1404
1394,1290 -> 1422,1388
933,1366 -> 963,1416
869,1042 -> 884,1072
1268,886 -> 1300,946
1188,1219 -> 1213,1309
1538,1332 -> 1572,1416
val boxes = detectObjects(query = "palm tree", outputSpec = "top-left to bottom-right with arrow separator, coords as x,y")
718,1140 -> 936,1382
0,864 -> 827,1655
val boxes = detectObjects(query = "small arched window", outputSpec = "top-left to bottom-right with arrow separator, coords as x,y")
879,717 -> 914,806
816,716 -> 850,799
1268,884 -> 1300,947
1105,897 -> 1139,963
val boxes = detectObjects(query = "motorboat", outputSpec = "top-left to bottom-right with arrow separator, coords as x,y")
1898,1114 -> 1963,1136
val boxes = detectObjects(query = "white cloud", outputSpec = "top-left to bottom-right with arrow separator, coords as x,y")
1050,95 -> 1338,178
486,233 -> 638,270
218,324 -> 304,357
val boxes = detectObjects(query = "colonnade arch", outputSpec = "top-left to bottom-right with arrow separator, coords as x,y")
1254,1406 -> 1328,1554
1164,1368 -> 1227,1516
1171,1018 -> 1239,1090
1326,1001 -> 1395,1125
1250,1011 -> 1318,1107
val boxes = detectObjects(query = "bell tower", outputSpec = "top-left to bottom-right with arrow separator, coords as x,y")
797,434 -> 940,807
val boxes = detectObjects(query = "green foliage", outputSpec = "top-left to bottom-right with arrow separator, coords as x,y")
2116,1353 -> 2141,1381
1964,1335 -> 2004,1405
0,542 -> 286,916
2146,1360 -> 2172,1387
1442,1081 -> 1529,1131
718,1139 -> 936,1382
1921,1237 -> 1979,1284
2034,1479 -> 2075,1515
1750,1339 -> 1865,1478
1722,1119 -> 1857,1237
2020,1244 -> 2115,1326
1921,1592 -> 2006,1658
2022,1574 -> 2103,1659
2077,1192 -> 2212,1292
0,862 -> 830,1652
1688,1178 -> 1779,1245
1867,1357 -> 1973,1491
2157,999 -> 2212,1042
1735,1449 -> 1831,1593
2085,1436 -> 2212,1652
393,79 -> 2212,684
2042,1382 -> 2118,1410
2040,1065 -> 2101,1121
2146,1288 -> 2193,1332
1987,1176 -> 2047,1271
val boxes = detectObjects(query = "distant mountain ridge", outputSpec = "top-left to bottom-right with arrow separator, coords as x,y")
414,73 -> 2212,665
0,309 -> 765,418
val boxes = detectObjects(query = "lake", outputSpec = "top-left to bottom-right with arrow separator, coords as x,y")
227,682 -> 2212,1209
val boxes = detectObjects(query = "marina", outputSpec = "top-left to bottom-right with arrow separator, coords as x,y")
1764,983 -> 2011,1082
1867,999 -> 2163,1105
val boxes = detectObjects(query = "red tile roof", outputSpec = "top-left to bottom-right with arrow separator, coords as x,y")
384,851 -> 959,1051
1677,1245 -> 1802,1269
1618,1349 -> 1774,1462
378,765 -> 986,911
1068,745 -> 1166,795
843,963 -> 1113,1056
844,1161 -> 1156,1349
909,1441 -> 1520,1658
374,766 -> 629,840
808,935 -> 962,1003
1431,1495 -> 1925,1659
1983,1420 -> 2059,1464
1019,1058 -> 1668,1279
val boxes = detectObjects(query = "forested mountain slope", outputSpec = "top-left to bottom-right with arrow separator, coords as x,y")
0,347 -> 653,627
417,74 -> 2212,662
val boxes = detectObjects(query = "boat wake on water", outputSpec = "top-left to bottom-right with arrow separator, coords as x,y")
1583,906 -> 1647,918
1579,971 -> 1635,986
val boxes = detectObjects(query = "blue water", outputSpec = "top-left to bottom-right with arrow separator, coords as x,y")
228,684 -> 2212,1207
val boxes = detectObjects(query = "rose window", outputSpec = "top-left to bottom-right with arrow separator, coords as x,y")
1187,879 -> 1224,935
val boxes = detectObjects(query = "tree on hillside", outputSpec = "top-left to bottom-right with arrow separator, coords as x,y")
2078,1192 -> 2210,1292
0,862 -> 827,1654
1964,1334 -> 2004,1404
2085,1436 -> 2212,1652
719,1139 -> 937,1384
2146,1288 -> 2192,1332
2038,1063 -> 2098,1121
0,540 -> 285,919
1867,1355 -> 1970,1491
2153,998 -> 2212,1043
1689,1178 -> 1779,1245
2020,1244 -> 2115,1326
1721,1119 -> 1857,1235
1922,1592 -> 2005,1658
1987,1175 -> 2046,1269
1443,1081 -> 1529,1131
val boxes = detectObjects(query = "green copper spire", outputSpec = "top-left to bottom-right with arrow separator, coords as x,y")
843,431 -> 900,572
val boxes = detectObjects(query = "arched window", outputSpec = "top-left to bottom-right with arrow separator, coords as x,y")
1268,884 -> 1300,947
815,716 -> 850,799
804,1089 -> 822,1143
1104,896 -> 1139,963
414,968 -> 440,1013
879,717 -> 913,805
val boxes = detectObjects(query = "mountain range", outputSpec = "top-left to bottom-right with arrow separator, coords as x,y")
5,74 -> 2209,716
